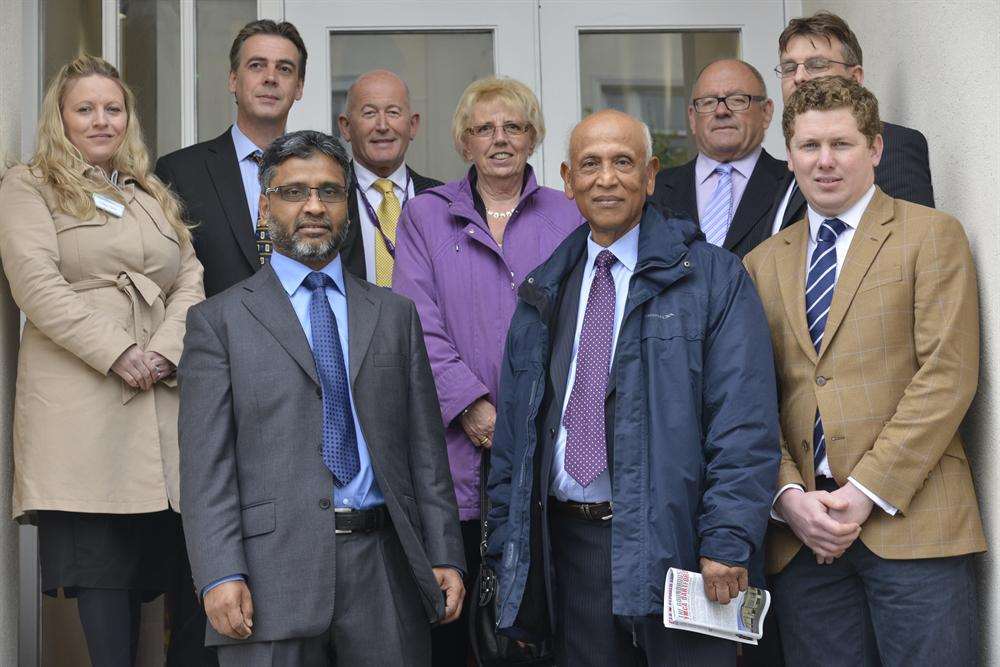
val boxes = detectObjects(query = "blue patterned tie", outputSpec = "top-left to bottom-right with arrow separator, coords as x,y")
562,249 -> 617,487
806,218 -> 847,469
701,163 -> 733,247
303,272 -> 360,486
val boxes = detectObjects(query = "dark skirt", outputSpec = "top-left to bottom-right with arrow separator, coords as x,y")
37,509 -> 183,602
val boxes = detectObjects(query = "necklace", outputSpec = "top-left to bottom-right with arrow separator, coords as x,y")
486,208 -> 515,219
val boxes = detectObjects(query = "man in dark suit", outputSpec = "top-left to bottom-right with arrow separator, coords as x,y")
337,70 -> 441,285
651,59 -> 785,258
156,20 -> 307,297
178,130 -> 466,666
770,11 -> 935,232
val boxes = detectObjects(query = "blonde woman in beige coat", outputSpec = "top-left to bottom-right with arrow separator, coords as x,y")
0,55 -> 204,666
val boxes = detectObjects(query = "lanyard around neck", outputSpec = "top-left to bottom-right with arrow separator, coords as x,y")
357,171 -> 412,258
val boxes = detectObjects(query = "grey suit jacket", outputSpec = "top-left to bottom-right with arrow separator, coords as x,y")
178,263 -> 464,646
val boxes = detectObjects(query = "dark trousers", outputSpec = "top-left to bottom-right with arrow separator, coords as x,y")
431,519 -> 480,666
216,526 -> 430,667
76,588 -> 141,667
772,542 -> 978,666
166,532 -> 217,666
549,511 -> 735,667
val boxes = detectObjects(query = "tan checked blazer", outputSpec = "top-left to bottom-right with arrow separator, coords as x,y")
744,188 -> 986,574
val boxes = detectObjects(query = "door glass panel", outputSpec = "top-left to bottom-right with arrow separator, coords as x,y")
330,31 -> 494,182
39,0 -> 101,95
579,31 -> 740,168
196,0 -> 257,141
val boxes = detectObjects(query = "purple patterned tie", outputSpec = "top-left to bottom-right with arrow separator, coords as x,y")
563,249 -> 617,487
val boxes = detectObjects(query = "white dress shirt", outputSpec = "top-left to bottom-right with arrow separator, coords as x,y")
231,123 -> 265,229
772,185 -> 898,520
550,223 -> 639,502
694,146 -> 762,227
770,179 -> 797,236
352,161 -> 414,283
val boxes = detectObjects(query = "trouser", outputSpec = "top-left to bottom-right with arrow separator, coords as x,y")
76,588 -> 141,667
549,509 -> 735,667
216,526 -> 430,667
772,541 -> 978,666
430,519 -> 480,666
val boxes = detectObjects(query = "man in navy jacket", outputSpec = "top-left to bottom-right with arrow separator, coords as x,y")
486,109 -> 780,666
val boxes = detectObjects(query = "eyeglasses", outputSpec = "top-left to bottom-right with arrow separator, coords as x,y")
466,122 -> 532,139
691,94 -> 767,114
264,184 -> 348,203
774,57 -> 857,78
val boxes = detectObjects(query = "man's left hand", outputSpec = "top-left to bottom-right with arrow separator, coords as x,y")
433,567 -> 465,624
699,557 -> 748,605
822,483 -> 875,564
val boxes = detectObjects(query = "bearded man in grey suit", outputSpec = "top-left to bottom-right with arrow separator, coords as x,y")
178,130 -> 465,666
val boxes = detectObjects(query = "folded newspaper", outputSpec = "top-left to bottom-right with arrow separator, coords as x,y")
663,567 -> 771,645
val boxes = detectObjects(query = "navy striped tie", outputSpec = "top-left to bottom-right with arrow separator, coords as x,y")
806,218 -> 847,469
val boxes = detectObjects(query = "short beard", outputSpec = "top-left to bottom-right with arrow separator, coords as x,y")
266,213 -> 349,265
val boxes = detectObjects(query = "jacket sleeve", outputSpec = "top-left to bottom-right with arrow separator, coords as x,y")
0,168 -> 134,374
147,237 -> 205,366
484,322 -> 519,568
849,214 -> 978,513
393,205 -> 489,424
697,261 -> 781,567
177,305 -> 248,592
405,300 -> 466,572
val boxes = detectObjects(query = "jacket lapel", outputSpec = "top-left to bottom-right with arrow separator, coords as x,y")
549,256 -> 585,412
341,172 -> 367,280
206,130 -> 259,270
666,159 -> 700,223
344,273 -> 380,385
818,189 -> 895,357
241,266 -> 320,386
724,150 -> 785,251
774,221 -> 817,363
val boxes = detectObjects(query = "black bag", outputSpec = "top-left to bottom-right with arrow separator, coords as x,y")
469,453 -> 552,666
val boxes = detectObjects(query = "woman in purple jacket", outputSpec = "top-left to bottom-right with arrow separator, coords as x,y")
393,76 -> 583,665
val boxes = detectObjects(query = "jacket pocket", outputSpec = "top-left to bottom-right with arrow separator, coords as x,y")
640,312 -> 703,341
240,500 -> 275,538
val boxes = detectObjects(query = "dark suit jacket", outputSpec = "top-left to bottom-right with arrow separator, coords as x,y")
155,128 -> 261,298
178,263 -> 465,646
341,165 -> 442,279
775,121 -> 935,230
650,148 -> 787,259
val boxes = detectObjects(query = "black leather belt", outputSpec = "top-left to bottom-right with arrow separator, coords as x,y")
334,505 -> 391,534
549,498 -> 613,522
815,476 -> 840,493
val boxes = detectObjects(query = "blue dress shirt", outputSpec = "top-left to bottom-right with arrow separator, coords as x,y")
550,223 -> 639,502
203,251 -> 384,597
231,123 -> 264,228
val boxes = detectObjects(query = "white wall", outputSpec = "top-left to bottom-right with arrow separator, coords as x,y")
800,1 -> 1000,662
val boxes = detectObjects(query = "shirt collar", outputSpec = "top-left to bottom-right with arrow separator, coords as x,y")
585,221 -> 640,274
231,123 -> 264,162
354,160 -> 408,193
807,185 -> 876,243
270,251 -> 346,297
695,146 -> 763,184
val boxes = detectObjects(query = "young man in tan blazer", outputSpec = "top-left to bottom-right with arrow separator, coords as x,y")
743,77 -> 985,665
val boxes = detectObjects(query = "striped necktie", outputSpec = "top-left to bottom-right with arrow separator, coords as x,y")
372,178 -> 401,286
701,163 -> 733,247
806,217 -> 847,469
250,150 -> 271,265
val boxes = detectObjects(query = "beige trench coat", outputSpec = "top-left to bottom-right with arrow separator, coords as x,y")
0,164 -> 204,519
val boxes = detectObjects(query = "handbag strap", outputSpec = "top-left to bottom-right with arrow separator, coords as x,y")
479,451 -> 490,558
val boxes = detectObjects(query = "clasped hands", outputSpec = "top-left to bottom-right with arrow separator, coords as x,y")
110,344 -> 174,391
776,483 -> 874,565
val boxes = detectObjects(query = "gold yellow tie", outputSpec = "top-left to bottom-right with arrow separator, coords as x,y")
372,178 -> 401,287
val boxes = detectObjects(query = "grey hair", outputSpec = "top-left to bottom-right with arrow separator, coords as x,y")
258,130 -> 353,190
564,118 -> 654,164
692,58 -> 768,98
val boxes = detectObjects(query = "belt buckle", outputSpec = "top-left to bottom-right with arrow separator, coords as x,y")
334,506 -> 353,534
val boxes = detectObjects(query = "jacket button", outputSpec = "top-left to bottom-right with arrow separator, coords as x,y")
315,387 -> 322,398
683,260 -> 692,268
802,440 -> 809,451
527,277 -> 534,284
815,376 -> 827,386
549,428 -> 556,438
319,498 -> 331,509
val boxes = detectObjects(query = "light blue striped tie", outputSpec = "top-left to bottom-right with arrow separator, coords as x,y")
806,218 -> 847,469
701,163 -> 733,247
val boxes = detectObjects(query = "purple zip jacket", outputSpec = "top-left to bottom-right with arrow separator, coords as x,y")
393,166 -> 584,520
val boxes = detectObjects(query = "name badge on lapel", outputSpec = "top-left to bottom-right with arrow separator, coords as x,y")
93,193 -> 125,218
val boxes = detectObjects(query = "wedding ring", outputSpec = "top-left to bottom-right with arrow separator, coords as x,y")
477,436 -> 489,446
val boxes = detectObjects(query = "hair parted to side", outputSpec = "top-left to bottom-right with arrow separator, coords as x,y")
782,77 -> 881,147
32,54 -> 190,243
779,11 -> 863,66
229,20 -> 308,79
451,76 -> 546,159
258,130 -> 352,190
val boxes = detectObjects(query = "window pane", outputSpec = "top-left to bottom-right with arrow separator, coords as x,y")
579,31 -> 740,168
330,31 -> 494,182
120,0 -> 182,159
40,0 -> 101,95
196,0 -> 256,141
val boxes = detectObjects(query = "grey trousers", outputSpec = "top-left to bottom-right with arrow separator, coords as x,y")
217,526 -> 431,667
